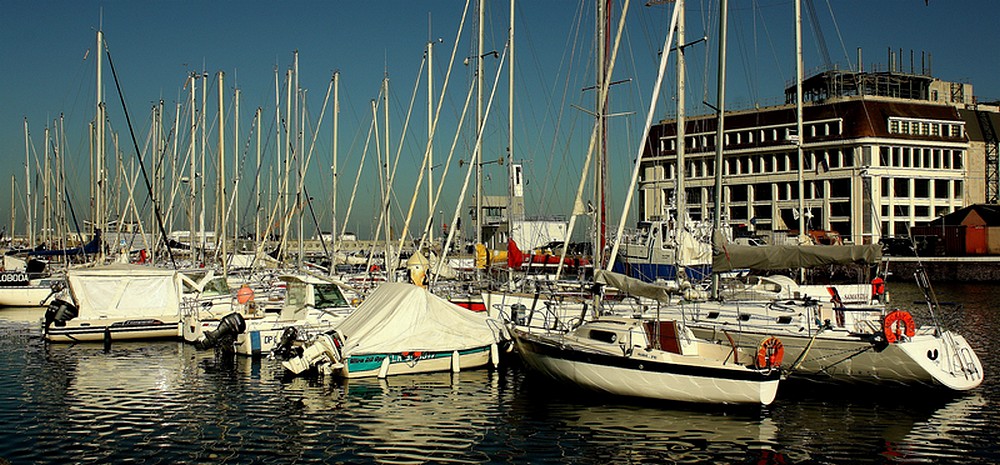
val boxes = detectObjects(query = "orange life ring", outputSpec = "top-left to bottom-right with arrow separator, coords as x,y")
883,309 -> 916,343
755,336 -> 784,369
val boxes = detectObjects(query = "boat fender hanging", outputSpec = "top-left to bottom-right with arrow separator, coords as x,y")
755,336 -> 784,370
883,309 -> 916,344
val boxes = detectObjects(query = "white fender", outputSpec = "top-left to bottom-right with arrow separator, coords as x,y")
452,350 -> 461,373
377,355 -> 391,378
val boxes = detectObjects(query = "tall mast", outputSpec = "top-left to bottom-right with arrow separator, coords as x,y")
95,28 -> 104,246
332,71 -> 340,256
383,75 -> 392,273
475,0 -> 485,250
200,69 -> 208,263
595,0 -> 609,269
292,50 -> 306,269
507,0 -> 515,282
274,66 -> 281,254
255,106 -> 262,251
217,71 -> 227,274
795,0 -> 805,243
795,0 -> 806,280
23,119 -> 33,248
675,0 -> 686,233
188,73 -> 197,263
233,87 -> 240,263
427,29 -> 435,243
711,0 -> 728,297
9,176 -> 15,245
43,126 -> 50,246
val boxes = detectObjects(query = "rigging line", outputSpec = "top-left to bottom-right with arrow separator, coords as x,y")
823,0 -> 852,71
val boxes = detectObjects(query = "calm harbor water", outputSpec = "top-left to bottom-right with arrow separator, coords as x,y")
0,281 -> 997,464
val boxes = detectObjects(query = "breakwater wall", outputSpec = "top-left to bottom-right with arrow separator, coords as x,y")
886,257 -> 1000,282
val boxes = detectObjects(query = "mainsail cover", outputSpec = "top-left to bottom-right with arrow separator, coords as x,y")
594,270 -> 677,304
336,282 -> 502,355
713,242 -> 882,272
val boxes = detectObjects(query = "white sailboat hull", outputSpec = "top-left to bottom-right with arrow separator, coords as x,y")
512,323 -> 780,405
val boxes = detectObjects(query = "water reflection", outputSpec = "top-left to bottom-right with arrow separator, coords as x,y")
0,281 -> 998,464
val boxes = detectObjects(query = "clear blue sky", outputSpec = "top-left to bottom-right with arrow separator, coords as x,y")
2,0 -> 997,242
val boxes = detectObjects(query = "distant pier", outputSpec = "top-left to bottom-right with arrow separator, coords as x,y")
886,256 -> 1000,282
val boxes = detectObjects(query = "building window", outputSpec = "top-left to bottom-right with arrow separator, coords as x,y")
953,150 -> 963,169
914,178 -> 930,198
934,180 -> 949,199
889,120 -> 900,133
894,178 -> 909,197
954,180 -> 963,197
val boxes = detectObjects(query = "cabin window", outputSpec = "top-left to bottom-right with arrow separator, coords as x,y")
588,329 -> 618,344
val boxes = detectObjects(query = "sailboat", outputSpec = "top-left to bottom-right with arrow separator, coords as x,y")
512,0 -> 782,406
622,0 -> 984,391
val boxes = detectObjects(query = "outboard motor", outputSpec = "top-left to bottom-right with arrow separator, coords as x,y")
282,331 -> 343,375
44,299 -> 78,329
272,326 -> 300,361
194,312 -> 247,351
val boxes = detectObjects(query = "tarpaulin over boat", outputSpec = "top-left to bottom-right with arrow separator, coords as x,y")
595,270 -> 677,303
67,263 -> 182,319
336,282 -> 505,355
713,243 -> 883,272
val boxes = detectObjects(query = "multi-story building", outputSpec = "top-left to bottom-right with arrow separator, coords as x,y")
638,67 -> 1000,245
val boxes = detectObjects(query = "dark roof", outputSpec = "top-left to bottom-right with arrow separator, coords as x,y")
927,204 -> 1000,227
958,108 -> 1000,143
647,98 -> 965,159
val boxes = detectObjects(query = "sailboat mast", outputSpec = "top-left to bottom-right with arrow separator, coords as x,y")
95,29 -> 104,246
43,126 -> 50,246
427,24 -> 434,243
188,74 -> 197,263
595,0 -> 610,269
9,176 -> 14,245
675,0 -> 686,233
332,71 -> 340,255
218,71 -> 227,274
711,0 -> 728,297
255,106 -> 262,251
23,119 -> 33,248
475,0 -> 485,250
233,87 -> 240,263
795,0 -> 805,241
200,69 -> 208,263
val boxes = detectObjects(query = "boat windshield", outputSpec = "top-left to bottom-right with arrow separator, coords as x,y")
285,281 -> 309,313
314,284 -> 348,309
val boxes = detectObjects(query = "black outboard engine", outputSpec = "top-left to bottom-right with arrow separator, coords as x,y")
44,299 -> 79,329
194,312 -> 247,351
272,326 -> 300,360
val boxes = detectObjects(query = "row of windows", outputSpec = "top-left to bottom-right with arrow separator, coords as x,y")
663,121 -> 843,152
888,117 -> 963,138
648,145 -> 963,181
878,146 -> 964,169
880,178 -> 961,199
653,149 -> 856,180
664,178 -> 853,204
881,205 -> 952,218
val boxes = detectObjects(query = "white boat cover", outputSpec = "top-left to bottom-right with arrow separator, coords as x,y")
68,263 -> 182,319
337,282 -> 502,355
